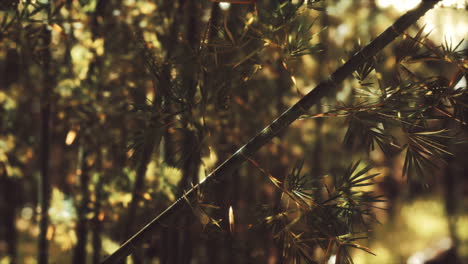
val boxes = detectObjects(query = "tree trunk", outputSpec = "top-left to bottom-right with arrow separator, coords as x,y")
0,164 -> 20,264
38,23 -> 53,264
174,1 -> 201,263
73,144 -> 91,264
92,148 -> 104,264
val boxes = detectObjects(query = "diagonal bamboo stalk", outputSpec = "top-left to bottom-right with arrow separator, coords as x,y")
102,1 -> 440,263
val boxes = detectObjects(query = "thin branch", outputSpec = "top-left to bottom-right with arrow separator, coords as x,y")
101,1 -> 441,263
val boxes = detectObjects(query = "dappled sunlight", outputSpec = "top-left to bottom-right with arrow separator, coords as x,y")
352,197 -> 468,263
377,0 -> 421,12
402,199 -> 447,239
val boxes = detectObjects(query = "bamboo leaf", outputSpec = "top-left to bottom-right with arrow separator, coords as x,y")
350,173 -> 379,185
349,164 -> 373,182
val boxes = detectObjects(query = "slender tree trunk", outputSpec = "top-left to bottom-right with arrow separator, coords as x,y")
86,2 -> 108,261
73,144 -> 91,264
154,2 -> 183,263
0,164 -> 20,264
38,22 -> 53,264
92,148 -> 104,264
1,43 -> 21,264
63,0 -> 75,77
123,116 -> 159,264
4,183 -> 19,264
121,26 -> 165,264
204,3 -> 223,264
174,1 -> 201,263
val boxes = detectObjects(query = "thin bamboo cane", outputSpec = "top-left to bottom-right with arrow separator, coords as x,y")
102,1 -> 441,263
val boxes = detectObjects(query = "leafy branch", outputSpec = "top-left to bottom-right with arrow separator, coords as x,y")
253,159 -> 381,263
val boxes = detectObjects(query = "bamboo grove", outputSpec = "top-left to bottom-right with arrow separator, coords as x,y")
0,0 -> 466,263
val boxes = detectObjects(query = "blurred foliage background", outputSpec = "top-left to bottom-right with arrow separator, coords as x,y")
0,0 -> 467,263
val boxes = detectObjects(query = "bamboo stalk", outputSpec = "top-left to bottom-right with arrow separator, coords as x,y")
101,1 -> 440,263
38,23 -> 53,264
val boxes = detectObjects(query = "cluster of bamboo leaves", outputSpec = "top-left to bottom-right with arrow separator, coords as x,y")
333,27 -> 467,179
251,159 -> 380,264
